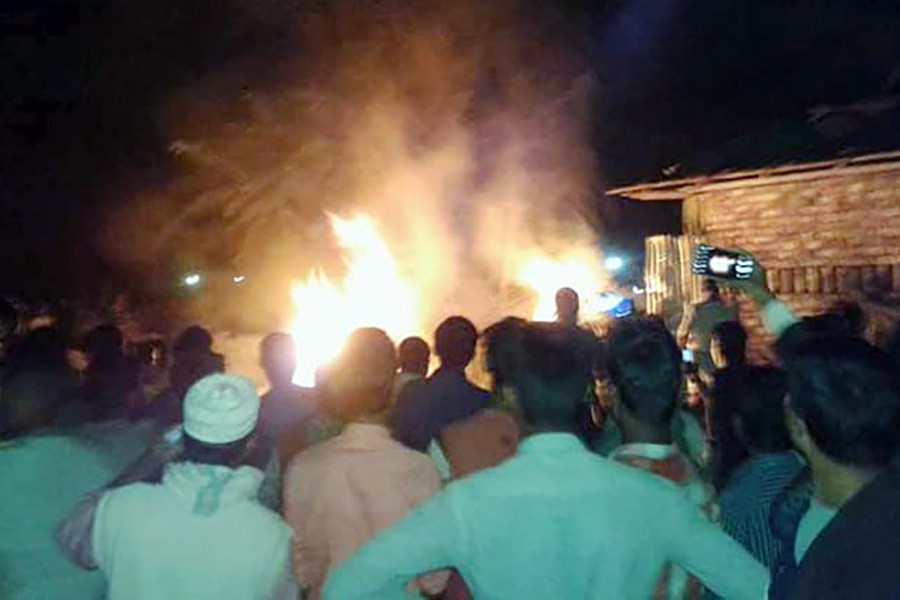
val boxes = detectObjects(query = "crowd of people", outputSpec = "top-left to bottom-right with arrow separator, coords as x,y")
2,249 -> 900,599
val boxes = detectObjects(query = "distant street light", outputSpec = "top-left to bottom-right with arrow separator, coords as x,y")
604,255 -> 625,272
183,273 -> 202,287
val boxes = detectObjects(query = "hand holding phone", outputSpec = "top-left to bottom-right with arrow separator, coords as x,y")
692,245 -> 773,305
693,244 -> 754,280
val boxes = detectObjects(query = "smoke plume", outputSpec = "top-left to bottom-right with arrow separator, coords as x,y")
100,0 -> 600,332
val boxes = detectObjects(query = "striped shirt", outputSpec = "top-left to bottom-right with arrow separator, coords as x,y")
718,452 -> 805,569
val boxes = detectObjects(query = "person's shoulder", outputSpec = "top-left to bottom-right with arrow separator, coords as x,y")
390,441 -> 441,479
459,375 -> 490,401
285,435 -> 341,476
99,481 -> 163,519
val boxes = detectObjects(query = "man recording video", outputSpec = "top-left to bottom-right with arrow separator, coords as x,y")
677,279 -> 738,380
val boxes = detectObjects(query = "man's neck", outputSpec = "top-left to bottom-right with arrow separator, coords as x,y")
810,457 -> 881,509
523,424 -> 580,438
438,365 -> 467,377
269,380 -> 296,392
352,413 -> 387,427
620,418 -> 672,446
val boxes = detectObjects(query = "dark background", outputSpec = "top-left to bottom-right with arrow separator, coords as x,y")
2,0 -> 900,297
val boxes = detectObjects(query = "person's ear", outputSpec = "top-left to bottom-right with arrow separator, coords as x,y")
602,380 -> 625,424
784,398 -> 812,454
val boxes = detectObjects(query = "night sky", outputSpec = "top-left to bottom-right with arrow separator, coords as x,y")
2,0 -> 900,297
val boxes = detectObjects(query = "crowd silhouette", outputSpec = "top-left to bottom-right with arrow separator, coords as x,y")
2,250 -> 900,599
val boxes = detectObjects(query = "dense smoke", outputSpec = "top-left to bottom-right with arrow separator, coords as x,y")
100,0 -> 600,332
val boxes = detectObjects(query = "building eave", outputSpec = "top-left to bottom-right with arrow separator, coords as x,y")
607,149 -> 900,201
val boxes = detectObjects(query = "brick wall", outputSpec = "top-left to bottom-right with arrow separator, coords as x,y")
687,169 -> 900,361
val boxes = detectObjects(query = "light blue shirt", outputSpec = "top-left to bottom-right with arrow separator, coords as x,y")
324,433 -> 768,600
0,421 -> 153,599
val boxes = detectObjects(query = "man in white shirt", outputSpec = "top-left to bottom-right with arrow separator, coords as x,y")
284,328 -> 446,599
324,323 -> 768,600
62,374 -> 297,600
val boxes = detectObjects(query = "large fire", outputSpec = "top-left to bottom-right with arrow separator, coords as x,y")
516,250 -> 606,321
289,213 -> 605,385
290,214 -> 419,386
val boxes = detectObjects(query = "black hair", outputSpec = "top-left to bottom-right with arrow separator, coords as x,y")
260,332 -> 296,382
606,317 -> 681,425
6,326 -> 69,372
555,288 -> 580,322
183,432 -> 256,468
324,327 -> 397,421
398,336 -> 430,376
511,323 -> 594,430
484,317 -> 527,389
828,300 -> 865,337
703,279 -> 720,298
434,316 -> 478,369
710,365 -> 792,490
712,320 -> 748,366
174,325 -> 213,355
781,330 -> 900,468
85,324 -> 124,362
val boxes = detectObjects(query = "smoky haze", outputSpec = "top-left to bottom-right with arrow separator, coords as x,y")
100,0 -> 602,333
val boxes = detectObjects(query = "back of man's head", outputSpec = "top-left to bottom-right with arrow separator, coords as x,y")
782,332 -> 900,469
555,288 -> 580,325
712,320 -> 748,367
174,325 -> 214,357
511,323 -> 593,432
398,336 -> 430,377
717,365 -> 792,454
484,317 -> 527,389
260,332 -> 296,384
435,316 -> 478,369
703,279 -> 720,300
85,324 -> 124,363
606,317 -> 682,426
325,327 -> 397,421
182,373 -> 261,467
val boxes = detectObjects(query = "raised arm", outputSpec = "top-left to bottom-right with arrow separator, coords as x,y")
710,250 -> 799,338
667,496 -> 769,600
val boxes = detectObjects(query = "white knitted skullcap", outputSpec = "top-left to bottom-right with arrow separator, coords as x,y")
183,374 -> 260,444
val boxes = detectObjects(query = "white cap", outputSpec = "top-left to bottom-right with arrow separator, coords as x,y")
183,374 -> 260,445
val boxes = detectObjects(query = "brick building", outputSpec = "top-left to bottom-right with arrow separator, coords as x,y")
609,150 -> 900,361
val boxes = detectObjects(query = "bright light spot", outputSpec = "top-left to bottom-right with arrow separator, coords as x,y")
183,273 -> 202,287
632,285 -> 645,295
233,275 -> 246,284
289,214 -> 418,387
516,251 -> 606,321
604,255 -> 624,272
709,255 -> 736,276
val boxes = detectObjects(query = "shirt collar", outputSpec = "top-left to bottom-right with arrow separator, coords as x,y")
431,366 -> 463,379
340,423 -> 393,445
609,443 -> 677,462
727,450 -> 802,487
517,433 -> 587,456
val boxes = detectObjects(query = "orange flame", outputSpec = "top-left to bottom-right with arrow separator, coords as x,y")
289,214 -> 418,386
517,250 -> 606,321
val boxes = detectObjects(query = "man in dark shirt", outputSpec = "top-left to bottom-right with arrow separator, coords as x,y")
390,317 -> 489,452
258,333 -> 319,468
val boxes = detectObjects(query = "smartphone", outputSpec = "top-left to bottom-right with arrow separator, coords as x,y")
681,348 -> 695,363
693,244 -> 754,280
